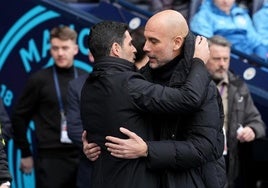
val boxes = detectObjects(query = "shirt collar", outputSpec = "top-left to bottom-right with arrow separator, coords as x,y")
217,73 -> 229,86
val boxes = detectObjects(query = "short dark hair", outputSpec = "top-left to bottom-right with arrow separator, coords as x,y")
130,26 -> 146,62
87,21 -> 129,60
50,25 -> 77,42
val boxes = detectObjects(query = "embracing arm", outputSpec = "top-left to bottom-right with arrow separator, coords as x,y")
131,36 -> 211,114
82,131 -> 101,161
146,86 -> 224,170
105,127 -> 148,159
106,85 -> 225,170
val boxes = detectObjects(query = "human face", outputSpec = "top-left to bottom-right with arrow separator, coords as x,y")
213,0 -> 235,14
50,38 -> 78,68
118,31 -> 137,63
206,44 -> 230,81
143,23 -> 178,69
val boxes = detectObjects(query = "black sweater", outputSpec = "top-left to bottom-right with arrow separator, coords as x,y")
12,65 -> 87,157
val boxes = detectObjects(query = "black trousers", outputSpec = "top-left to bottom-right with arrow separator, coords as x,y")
76,155 -> 92,188
35,155 -> 79,188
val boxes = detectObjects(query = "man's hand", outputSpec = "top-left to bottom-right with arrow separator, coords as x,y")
194,35 -> 210,64
20,156 -> 33,174
237,126 -> 256,142
105,127 -> 148,159
82,131 -> 101,161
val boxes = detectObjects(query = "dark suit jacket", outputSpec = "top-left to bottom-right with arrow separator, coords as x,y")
66,73 -> 92,188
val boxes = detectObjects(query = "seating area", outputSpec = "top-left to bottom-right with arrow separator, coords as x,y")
65,0 -> 265,22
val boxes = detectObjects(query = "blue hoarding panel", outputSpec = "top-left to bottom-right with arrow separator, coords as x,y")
0,0 -> 99,187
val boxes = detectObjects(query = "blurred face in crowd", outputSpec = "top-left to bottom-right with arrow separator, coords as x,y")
206,43 -> 230,81
214,0 -> 235,14
50,38 -> 78,68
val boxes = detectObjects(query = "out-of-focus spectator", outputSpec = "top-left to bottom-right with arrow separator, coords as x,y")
149,0 -> 174,12
0,98 -> 12,143
149,0 -> 191,20
190,0 -> 268,61
236,0 -> 252,11
129,26 -> 148,70
253,0 -> 268,59
0,125 -> 12,188
207,35 -> 266,188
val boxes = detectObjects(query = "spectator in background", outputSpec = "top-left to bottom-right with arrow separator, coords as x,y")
0,125 -> 12,188
149,0 -> 174,12
0,98 -> 12,143
130,26 -> 149,70
190,0 -> 268,61
149,0 -> 191,21
11,25 -> 87,188
253,0 -> 268,59
206,35 -> 266,188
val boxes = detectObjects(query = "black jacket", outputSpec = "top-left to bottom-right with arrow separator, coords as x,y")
225,71 -> 266,188
0,131 -> 12,185
81,56 -> 211,188
145,32 -> 226,188
12,65 -> 86,157
0,98 -> 12,142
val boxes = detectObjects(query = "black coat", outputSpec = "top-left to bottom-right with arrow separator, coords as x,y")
0,131 -> 12,185
225,71 -> 266,188
145,32 -> 226,188
81,56 -> 211,188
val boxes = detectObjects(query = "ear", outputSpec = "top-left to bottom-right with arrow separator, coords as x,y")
110,42 -> 121,57
173,36 -> 184,51
88,52 -> 94,62
74,44 -> 79,55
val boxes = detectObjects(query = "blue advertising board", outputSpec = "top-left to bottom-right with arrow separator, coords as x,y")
0,0 -> 100,187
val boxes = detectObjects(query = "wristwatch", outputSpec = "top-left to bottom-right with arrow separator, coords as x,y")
1,181 -> 11,187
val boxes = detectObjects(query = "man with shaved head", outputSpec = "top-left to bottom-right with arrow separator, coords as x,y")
143,9 -> 189,69
84,10 -> 226,188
